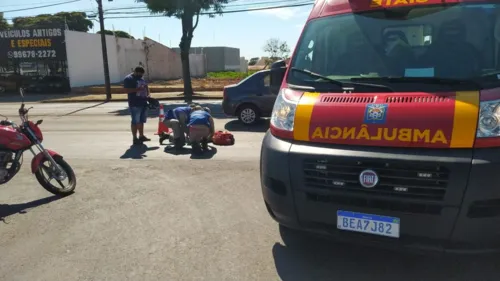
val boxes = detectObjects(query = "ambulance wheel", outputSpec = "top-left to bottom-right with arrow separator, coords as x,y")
237,104 -> 260,125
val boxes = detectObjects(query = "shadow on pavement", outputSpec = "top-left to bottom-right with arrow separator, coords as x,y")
0,195 -> 62,222
61,102 -> 107,116
164,144 -> 217,159
120,144 -> 159,159
190,145 -> 217,160
108,102 -> 231,119
224,119 -> 270,132
163,146 -> 192,156
272,233 -> 500,281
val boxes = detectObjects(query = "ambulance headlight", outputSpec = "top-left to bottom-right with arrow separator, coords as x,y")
478,100 -> 500,137
270,88 -> 303,132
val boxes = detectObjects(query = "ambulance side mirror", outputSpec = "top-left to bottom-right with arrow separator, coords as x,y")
270,60 -> 287,94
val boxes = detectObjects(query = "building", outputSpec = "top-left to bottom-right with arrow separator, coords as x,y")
0,26 -> 208,91
65,32 -> 207,87
173,46 -> 241,72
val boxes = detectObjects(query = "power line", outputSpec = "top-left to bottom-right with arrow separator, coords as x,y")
105,1 -> 313,15
101,0 -> 312,13
103,1 -> 314,18
1,0 -> 72,8
1,0 -> 82,14
3,0 -> 313,20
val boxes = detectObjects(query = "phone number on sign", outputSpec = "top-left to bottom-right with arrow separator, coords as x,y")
7,50 -> 57,59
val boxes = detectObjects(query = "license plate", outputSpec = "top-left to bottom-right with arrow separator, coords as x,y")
337,210 -> 400,238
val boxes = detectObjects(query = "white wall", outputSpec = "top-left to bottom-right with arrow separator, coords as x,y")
115,37 -> 147,79
65,30 -> 120,87
189,54 -> 206,78
144,38 -> 182,80
65,31 -> 207,88
239,57 -> 248,73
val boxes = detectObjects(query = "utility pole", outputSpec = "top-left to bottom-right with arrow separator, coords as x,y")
96,0 -> 112,101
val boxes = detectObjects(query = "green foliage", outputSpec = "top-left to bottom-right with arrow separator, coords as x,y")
138,0 -> 230,101
114,30 -> 134,39
263,38 -> 290,64
97,30 -> 134,39
12,12 -> 93,32
97,30 -> 114,36
138,0 -> 229,18
0,14 -> 9,31
207,70 -> 258,79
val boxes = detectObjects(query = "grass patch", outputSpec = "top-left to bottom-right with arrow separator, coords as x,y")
207,70 -> 259,79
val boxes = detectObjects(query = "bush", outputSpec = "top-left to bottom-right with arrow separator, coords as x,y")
207,70 -> 259,79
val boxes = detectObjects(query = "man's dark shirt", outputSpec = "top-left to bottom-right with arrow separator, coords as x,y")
124,73 -> 148,107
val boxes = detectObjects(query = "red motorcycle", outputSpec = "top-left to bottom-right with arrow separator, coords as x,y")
0,88 -> 76,195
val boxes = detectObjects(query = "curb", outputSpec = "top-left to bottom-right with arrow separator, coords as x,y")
81,87 -> 225,95
40,95 -> 223,103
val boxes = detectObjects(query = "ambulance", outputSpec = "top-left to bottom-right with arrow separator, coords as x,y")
260,0 -> 500,253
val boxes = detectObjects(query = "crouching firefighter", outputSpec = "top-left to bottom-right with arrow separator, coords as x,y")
163,104 -> 196,149
188,106 -> 215,154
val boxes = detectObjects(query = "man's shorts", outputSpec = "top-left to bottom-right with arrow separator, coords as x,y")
129,106 -> 147,125
189,125 -> 210,142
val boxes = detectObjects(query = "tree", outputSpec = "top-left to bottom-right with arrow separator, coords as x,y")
0,13 -> 9,31
138,0 -> 229,102
263,38 -> 290,68
12,12 -> 93,32
97,30 -> 135,39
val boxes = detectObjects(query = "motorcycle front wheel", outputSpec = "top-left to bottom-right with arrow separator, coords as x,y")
35,156 -> 76,196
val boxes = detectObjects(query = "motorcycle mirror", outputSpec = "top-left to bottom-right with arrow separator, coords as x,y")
19,87 -> 25,102
35,119 -> 43,125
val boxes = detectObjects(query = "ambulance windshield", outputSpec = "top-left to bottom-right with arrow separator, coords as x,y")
289,3 -> 500,91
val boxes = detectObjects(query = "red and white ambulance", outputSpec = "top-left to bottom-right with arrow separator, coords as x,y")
261,0 -> 500,253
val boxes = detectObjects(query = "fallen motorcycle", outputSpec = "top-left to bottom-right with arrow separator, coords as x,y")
0,88 -> 76,195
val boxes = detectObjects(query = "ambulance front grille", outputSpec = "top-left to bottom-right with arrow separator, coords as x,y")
320,96 -> 375,103
303,158 -> 450,201
385,96 -> 452,103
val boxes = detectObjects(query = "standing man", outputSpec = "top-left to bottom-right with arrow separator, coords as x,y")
124,66 -> 151,145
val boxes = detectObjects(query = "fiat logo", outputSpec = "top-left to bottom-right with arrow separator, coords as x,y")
359,169 -> 379,188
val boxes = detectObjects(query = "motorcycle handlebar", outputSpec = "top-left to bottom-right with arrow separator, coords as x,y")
18,104 -> 33,118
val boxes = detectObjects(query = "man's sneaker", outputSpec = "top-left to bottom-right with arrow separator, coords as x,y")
133,138 -> 142,145
201,139 -> 209,151
191,142 -> 202,154
173,138 -> 184,149
139,135 -> 151,142
159,133 -> 170,145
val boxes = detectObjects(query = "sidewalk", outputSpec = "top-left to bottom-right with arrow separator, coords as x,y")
0,91 -> 223,103
43,91 -> 223,103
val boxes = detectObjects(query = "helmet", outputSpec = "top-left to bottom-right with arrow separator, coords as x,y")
147,97 -> 160,109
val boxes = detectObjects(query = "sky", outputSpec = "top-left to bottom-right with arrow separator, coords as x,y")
1,0 -> 311,58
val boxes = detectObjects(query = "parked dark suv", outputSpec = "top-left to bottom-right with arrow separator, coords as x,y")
222,65 -> 286,125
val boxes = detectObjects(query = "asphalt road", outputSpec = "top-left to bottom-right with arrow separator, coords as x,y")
0,101 -> 499,281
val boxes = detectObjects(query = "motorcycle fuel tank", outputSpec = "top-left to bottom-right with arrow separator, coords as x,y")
0,125 -> 31,150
